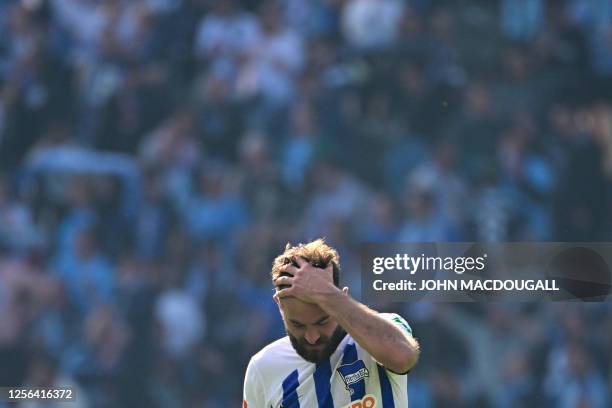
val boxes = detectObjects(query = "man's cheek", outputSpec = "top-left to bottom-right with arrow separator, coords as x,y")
322,325 -> 337,339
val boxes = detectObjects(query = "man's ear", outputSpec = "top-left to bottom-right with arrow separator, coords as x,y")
342,286 -> 349,295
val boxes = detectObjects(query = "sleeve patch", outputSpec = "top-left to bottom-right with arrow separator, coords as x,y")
390,314 -> 413,334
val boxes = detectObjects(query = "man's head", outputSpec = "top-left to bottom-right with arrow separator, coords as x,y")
271,239 -> 345,363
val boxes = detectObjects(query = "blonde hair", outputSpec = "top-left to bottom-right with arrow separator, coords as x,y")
271,239 -> 340,287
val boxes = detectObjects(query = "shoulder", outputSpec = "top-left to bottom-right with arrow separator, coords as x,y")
379,312 -> 413,335
245,338 -> 292,405
247,336 -> 302,375
249,336 -> 292,364
245,336 -> 306,401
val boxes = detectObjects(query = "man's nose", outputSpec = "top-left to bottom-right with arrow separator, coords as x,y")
304,327 -> 320,345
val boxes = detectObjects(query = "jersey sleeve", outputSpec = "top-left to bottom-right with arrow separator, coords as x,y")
380,313 -> 415,376
243,358 -> 266,408
381,312 -> 413,336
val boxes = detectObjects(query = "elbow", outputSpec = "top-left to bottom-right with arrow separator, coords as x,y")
400,349 -> 420,374
390,339 -> 420,374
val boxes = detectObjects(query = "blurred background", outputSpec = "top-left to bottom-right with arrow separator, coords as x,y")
0,0 -> 612,406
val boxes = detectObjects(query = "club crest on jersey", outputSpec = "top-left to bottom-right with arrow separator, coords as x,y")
337,360 -> 369,395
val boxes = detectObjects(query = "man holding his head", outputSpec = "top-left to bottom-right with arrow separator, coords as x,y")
243,239 -> 420,407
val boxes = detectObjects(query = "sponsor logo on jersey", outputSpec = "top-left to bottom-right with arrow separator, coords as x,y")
342,394 -> 377,408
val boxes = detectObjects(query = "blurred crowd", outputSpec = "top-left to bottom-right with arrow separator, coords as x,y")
1,0 -> 612,406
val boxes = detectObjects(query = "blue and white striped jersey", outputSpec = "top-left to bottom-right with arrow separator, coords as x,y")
243,313 -> 412,408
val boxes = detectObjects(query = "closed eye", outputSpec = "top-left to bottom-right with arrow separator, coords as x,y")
290,320 -> 305,329
314,315 -> 330,325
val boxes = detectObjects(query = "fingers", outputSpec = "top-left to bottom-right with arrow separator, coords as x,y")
286,256 -> 332,272
273,275 -> 293,287
274,286 -> 294,300
293,256 -> 309,268
280,262 -> 299,276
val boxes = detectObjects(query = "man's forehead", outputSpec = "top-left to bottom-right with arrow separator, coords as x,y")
280,297 -> 326,321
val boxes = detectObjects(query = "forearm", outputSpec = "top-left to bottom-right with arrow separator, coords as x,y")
316,290 -> 420,374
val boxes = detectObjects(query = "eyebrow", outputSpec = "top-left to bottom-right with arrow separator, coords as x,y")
289,316 -> 330,326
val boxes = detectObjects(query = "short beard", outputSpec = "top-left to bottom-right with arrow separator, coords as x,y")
288,325 -> 347,363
